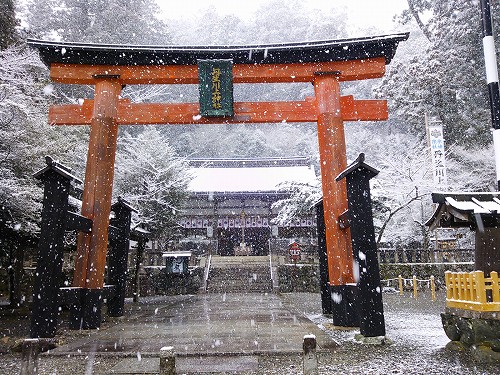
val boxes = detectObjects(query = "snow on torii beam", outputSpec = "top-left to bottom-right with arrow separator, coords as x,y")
28,33 -> 408,307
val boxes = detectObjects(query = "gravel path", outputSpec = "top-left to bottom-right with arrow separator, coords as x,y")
277,292 -> 498,375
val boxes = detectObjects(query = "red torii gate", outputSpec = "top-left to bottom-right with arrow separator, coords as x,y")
28,33 -> 408,327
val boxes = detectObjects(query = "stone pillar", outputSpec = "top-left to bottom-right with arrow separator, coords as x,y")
159,346 -> 176,375
303,335 -> 318,375
20,339 -> 40,375
107,197 -> 136,317
133,238 -> 146,303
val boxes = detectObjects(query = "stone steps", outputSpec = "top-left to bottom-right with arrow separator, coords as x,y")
210,255 -> 270,267
206,260 -> 273,293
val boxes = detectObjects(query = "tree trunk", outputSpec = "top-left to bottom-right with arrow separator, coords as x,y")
8,242 -> 24,307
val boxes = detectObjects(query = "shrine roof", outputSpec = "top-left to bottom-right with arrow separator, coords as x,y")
27,33 -> 409,67
131,224 -> 150,240
425,192 -> 500,230
187,157 -> 317,194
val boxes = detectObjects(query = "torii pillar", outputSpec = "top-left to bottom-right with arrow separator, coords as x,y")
315,72 -> 357,326
72,77 -> 122,329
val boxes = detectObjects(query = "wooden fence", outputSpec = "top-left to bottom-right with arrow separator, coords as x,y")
383,275 -> 437,300
445,271 -> 500,312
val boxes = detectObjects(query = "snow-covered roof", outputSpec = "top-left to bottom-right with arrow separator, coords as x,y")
187,158 -> 317,193
425,192 -> 500,230
27,33 -> 409,67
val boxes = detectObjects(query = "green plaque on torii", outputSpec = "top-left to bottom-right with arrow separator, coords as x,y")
198,59 -> 234,117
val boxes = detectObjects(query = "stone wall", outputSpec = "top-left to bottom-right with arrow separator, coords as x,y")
127,267 -> 204,297
276,262 -> 474,294
442,308 -> 500,363
378,248 -> 474,264
380,262 -> 474,284
277,264 -> 320,293
155,267 -> 203,295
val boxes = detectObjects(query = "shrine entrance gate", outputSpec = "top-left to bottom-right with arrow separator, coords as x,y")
28,33 -> 408,329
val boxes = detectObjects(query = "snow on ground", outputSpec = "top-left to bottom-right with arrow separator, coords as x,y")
281,292 -> 497,375
1,292 -> 498,374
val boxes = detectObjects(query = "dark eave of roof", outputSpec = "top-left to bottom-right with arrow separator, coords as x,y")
27,33 -> 409,67
426,191 -> 500,230
187,157 -> 311,168
33,156 -> 82,184
189,191 -> 290,202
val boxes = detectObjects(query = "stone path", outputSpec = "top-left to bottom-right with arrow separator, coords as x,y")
47,293 -> 335,360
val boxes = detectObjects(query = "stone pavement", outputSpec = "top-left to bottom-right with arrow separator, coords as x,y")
45,293 -> 336,373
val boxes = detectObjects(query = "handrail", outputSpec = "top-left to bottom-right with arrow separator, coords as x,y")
269,252 -> 274,290
202,253 -> 212,293
445,270 -> 500,312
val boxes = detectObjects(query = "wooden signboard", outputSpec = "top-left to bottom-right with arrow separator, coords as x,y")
198,59 -> 234,117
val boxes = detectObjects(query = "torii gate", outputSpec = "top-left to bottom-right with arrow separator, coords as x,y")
28,33 -> 408,328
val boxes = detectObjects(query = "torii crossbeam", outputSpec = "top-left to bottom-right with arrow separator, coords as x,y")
28,33 -> 408,328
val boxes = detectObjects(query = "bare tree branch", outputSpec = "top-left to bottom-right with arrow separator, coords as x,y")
376,192 -> 428,244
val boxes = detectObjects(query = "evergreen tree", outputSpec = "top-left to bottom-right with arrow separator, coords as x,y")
252,0 -> 348,43
25,0 -> 171,44
0,44 -> 87,237
0,0 -> 18,49
378,0 -> 499,146
114,128 -> 191,244
170,0 -> 348,46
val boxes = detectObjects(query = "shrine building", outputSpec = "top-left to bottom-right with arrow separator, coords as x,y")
178,157 -> 318,256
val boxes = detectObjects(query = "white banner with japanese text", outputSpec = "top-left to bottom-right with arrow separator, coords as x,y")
429,124 -> 448,187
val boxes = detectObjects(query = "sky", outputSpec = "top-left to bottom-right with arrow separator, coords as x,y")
157,0 -> 408,34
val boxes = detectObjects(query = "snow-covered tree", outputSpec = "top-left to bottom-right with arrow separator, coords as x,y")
169,0 -> 348,46
271,126 -> 436,246
379,0 -> 498,147
0,0 -> 18,50
446,142 -> 496,191
347,123 -> 496,244
363,133 -> 435,246
22,0 -> 175,110
0,44 -> 48,235
251,0 -> 348,43
0,40 -> 93,305
114,128 -> 191,244
172,123 -> 318,160
273,117 -> 497,247
0,42 -> 89,234
271,178 -> 322,226
24,0 -> 171,44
